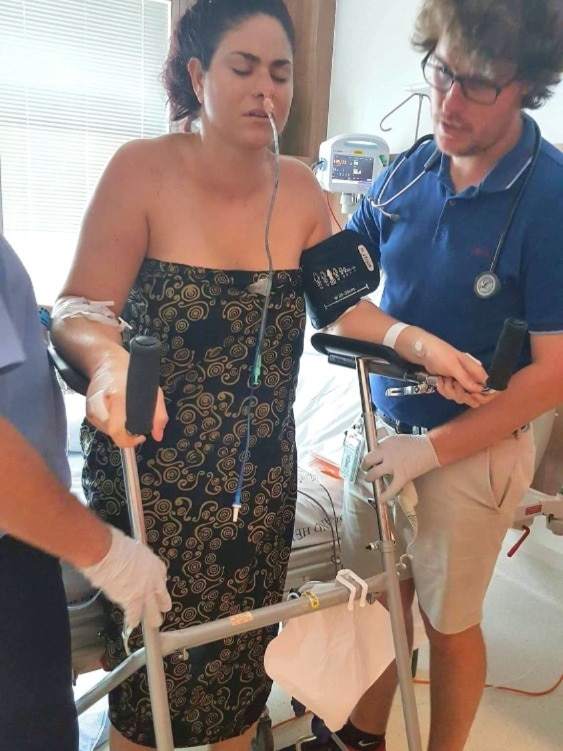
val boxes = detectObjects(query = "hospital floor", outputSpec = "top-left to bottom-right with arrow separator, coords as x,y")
80,529 -> 563,751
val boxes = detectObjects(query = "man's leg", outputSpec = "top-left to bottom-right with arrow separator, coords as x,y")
408,429 -> 535,751
0,536 -> 78,751
291,578 -> 414,751
422,612 -> 486,751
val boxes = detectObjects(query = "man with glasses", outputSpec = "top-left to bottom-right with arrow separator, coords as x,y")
301,2 -> 563,750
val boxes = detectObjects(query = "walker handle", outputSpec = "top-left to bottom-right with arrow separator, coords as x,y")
47,344 -> 89,396
486,318 -> 527,391
125,336 -> 162,436
310,333 -> 424,383
48,335 -> 162,434
311,317 -> 527,393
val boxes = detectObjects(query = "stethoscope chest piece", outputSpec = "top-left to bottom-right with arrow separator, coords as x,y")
474,271 -> 501,299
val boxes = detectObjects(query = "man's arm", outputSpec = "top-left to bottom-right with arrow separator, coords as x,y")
430,332 -> 563,464
0,415 -> 111,567
363,333 -> 563,502
0,415 -> 172,628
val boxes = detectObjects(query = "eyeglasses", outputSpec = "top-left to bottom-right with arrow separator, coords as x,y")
421,50 -> 517,105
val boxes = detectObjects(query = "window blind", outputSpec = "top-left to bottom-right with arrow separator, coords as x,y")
0,0 -> 171,303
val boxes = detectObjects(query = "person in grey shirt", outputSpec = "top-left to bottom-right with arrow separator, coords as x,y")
0,233 -> 171,750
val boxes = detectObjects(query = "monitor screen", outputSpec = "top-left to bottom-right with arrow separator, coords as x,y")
331,154 -> 374,183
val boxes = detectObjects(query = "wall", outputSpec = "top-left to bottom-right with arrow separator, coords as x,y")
328,0 -> 563,153
281,0 -> 336,161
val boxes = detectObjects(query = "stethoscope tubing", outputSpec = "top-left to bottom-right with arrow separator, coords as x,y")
367,123 -> 542,296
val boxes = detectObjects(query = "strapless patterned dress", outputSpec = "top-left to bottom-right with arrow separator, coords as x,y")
81,259 -> 305,747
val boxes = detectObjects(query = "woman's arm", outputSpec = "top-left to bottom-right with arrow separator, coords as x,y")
50,141 -> 168,447
327,304 -> 489,397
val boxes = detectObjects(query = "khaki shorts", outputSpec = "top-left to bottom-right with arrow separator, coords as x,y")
340,419 -> 535,634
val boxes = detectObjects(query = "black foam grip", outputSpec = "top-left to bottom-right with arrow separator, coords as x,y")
125,335 -> 162,436
486,318 -> 527,391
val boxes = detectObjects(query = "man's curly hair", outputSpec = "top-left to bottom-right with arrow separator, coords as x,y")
413,0 -> 563,109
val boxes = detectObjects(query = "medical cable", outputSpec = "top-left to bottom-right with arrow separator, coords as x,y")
296,488 -> 341,578
67,588 -> 103,612
231,97 -> 278,522
367,123 -> 542,298
325,194 -> 343,230
367,134 -> 436,220
315,477 -> 343,553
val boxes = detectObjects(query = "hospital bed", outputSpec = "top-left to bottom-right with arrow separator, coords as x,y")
60,331 -> 353,676
64,456 -> 346,675
62,327 -> 562,671
55,326 -> 562,751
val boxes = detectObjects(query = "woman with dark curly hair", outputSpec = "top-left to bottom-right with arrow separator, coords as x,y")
51,1 -> 489,748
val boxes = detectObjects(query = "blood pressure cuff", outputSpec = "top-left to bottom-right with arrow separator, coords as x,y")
301,229 -> 380,329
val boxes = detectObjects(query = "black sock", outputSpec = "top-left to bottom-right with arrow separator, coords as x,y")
336,721 -> 385,750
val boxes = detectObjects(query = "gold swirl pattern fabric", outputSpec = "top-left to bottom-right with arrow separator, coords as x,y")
81,260 -> 305,747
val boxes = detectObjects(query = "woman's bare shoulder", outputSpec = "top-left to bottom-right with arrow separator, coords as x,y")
279,156 -> 327,206
105,133 -> 192,173
280,154 -> 320,182
279,156 -> 332,246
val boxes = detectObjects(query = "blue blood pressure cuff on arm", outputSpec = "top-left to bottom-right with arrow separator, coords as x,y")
301,229 -> 380,329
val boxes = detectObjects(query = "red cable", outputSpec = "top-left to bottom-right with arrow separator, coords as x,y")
325,193 -> 343,230
507,525 -> 531,557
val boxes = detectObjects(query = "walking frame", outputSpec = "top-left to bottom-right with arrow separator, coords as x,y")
51,320 -> 526,751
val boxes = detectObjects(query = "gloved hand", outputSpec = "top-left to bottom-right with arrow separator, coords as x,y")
362,433 -> 440,503
80,526 -> 172,630
86,350 -> 168,449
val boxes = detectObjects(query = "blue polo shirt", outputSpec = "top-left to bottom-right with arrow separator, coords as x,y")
0,234 -> 69,508
347,114 -> 563,429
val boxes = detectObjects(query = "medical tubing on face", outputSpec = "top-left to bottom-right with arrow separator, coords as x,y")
232,104 -> 279,520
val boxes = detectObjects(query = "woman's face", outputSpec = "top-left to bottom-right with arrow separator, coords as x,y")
190,14 -> 294,148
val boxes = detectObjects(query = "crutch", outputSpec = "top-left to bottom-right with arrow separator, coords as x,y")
121,336 -> 174,751
49,335 -> 175,751
310,317 -> 527,751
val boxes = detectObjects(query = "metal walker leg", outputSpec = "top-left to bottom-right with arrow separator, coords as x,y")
356,357 -> 423,751
122,446 -> 175,751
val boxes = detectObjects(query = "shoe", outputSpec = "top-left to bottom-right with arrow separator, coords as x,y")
278,734 -> 386,751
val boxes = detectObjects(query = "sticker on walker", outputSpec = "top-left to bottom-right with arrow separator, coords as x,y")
230,612 -> 254,626
340,428 -> 362,483
301,590 -> 320,609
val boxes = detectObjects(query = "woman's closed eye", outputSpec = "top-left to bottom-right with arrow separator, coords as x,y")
232,68 -> 289,84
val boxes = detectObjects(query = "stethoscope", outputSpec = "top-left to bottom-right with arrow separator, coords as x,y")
368,122 -> 542,299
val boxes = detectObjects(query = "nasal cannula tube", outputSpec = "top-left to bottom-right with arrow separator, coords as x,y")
232,96 -> 279,523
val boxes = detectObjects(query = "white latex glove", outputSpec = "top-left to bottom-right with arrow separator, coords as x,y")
80,526 -> 172,630
362,433 -> 440,503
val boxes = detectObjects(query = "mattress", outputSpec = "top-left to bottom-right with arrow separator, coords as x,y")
65,454 -> 345,674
